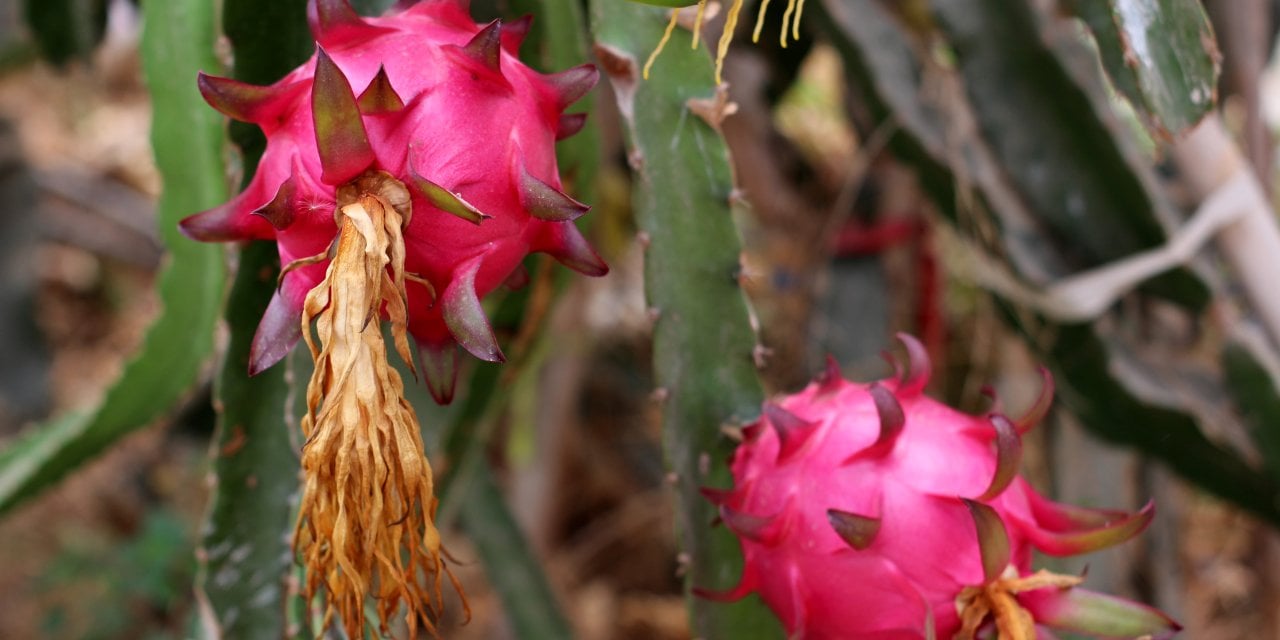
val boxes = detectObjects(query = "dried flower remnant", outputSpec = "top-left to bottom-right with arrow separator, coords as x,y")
294,173 -> 462,637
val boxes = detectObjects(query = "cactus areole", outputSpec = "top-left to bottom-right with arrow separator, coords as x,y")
702,335 -> 1180,639
181,0 -> 603,636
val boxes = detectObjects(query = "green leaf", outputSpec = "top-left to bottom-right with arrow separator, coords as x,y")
1068,0 -> 1220,137
0,0 -> 228,516
589,2 -> 783,637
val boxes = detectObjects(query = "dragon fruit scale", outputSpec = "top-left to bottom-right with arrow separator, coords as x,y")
701,335 -> 1180,639
182,0 -> 606,404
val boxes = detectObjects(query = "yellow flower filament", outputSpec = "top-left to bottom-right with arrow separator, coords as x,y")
294,171 -> 465,638
642,0 -> 808,84
751,0 -> 774,42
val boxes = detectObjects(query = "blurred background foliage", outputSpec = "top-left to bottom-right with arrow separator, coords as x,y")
1,0 -> 1280,638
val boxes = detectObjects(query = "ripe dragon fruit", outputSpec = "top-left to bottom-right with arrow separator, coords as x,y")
180,1 -> 603,636
183,0 -> 605,404
701,335 -> 1180,639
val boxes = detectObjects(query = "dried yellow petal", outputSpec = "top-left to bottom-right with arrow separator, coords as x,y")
294,171 -> 465,638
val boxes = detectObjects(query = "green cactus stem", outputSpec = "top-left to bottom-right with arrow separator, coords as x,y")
590,2 -> 783,637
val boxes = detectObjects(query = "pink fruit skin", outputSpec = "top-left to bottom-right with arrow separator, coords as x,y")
181,0 -> 604,401
708,337 -> 1169,639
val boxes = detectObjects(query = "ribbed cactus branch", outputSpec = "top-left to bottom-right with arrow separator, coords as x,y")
590,2 -> 782,637
0,0 -> 229,515
194,2 -> 313,637
196,243 -> 302,639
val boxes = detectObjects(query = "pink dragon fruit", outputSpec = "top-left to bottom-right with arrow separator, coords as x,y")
701,335 -> 1180,639
181,1 -> 604,635
181,0 -> 605,404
